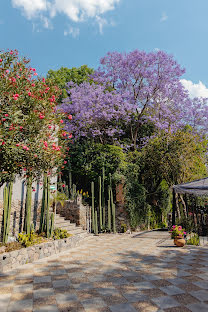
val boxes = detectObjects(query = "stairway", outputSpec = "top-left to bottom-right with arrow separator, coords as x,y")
53,213 -> 89,238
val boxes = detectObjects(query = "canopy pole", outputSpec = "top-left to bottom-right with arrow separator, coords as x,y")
172,189 -> 176,225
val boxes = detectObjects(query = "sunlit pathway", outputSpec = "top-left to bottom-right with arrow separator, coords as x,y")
0,231 -> 208,312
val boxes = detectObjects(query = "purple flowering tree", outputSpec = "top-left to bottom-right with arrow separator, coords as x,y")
92,50 -> 190,147
61,50 -> 208,149
61,82 -> 136,143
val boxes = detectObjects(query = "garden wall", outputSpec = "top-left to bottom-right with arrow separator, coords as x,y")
0,233 -> 88,272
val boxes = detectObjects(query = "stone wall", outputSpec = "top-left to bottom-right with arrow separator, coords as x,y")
56,196 -> 90,231
0,233 -> 88,272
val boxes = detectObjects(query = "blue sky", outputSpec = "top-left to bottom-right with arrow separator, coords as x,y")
1,0 -> 208,97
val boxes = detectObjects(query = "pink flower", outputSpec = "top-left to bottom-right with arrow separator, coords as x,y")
178,226 -> 182,230
62,184 -> 65,188
32,68 -> 36,72
48,125 -> 52,129
31,83 -> 35,87
5,114 -> 9,117
172,225 -> 176,229
34,73 -> 38,76
43,141 -> 48,148
13,94 -> 19,100
10,50 -> 14,55
60,120 -> 64,124
34,154 -> 37,158
22,146 -> 27,150
42,78 -> 45,82
28,92 -> 32,96
68,114 -> 72,120
0,59 -> 2,62
39,113 -> 45,119
19,126 -> 23,130
16,144 -> 20,147
2,141 -> 5,145
64,161 -> 67,164
68,134 -> 72,139
183,232 -> 186,235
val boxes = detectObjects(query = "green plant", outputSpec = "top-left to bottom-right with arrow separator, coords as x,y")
52,228 -> 71,240
3,182 -> 13,244
91,181 -> 95,233
186,233 -> 200,246
121,223 -> 127,233
18,231 -> 43,248
98,176 -> 102,230
25,176 -> 32,234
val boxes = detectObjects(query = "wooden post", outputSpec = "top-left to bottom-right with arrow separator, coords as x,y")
172,188 -> 176,225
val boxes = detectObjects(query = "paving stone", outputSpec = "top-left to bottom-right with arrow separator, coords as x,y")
33,305 -> 59,312
34,288 -> 54,299
190,290 -> 208,301
109,303 -> 137,312
96,287 -> 120,296
52,279 -> 71,288
122,291 -> 147,302
160,285 -> 185,295
1,232 -> 208,312
0,293 -> 11,310
151,295 -> 180,309
8,299 -> 33,311
133,281 -> 156,290
142,274 -> 162,281
187,302 -> 208,312
12,283 -> 33,293
81,297 -> 107,311
34,276 -> 51,284
56,293 -> 78,305
167,277 -> 188,285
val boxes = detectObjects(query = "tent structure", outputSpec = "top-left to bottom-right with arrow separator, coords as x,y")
172,177 -> 208,225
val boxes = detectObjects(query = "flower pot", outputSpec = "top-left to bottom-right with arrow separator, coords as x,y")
174,236 -> 185,247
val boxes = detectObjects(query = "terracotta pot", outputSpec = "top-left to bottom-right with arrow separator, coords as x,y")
174,236 -> 185,247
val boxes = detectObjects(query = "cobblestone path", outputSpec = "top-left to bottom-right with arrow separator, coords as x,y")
1,231 -> 208,312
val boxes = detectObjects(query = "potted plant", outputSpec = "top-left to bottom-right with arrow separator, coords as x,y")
170,225 -> 186,247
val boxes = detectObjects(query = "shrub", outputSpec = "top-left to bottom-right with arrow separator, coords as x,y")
186,233 -> 200,246
53,228 -> 71,240
121,223 -> 127,233
18,231 -> 44,248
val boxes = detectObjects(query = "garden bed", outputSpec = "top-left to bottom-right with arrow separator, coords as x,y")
0,233 -> 88,272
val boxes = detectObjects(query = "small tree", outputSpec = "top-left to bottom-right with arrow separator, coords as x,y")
0,50 -> 71,233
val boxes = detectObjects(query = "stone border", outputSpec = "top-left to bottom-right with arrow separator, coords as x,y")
0,233 -> 89,273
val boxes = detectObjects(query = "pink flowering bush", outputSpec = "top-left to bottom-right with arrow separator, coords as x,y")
0,50 -> 71,183
170,225 -> 186,239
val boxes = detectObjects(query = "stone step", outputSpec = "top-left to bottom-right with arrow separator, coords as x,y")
54,222 -> 77,230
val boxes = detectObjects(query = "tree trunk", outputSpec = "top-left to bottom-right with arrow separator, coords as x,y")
180,194 -> 187,219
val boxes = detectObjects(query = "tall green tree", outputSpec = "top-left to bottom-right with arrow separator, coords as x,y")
47,65 -> 94,98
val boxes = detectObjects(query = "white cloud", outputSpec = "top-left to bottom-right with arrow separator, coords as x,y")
64,26 -> 80,37
11,0 -> 120,33
12,0 -> 49,19
96,16 -> 107,34
160,12 -> 168,22
181,79 -> 208,98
